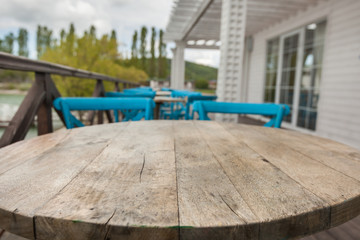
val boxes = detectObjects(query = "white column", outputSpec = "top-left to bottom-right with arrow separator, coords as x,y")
170,41 -> 185,89
216,0 -> 247,122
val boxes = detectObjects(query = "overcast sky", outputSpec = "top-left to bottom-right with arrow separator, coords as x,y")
0,0 -> 219,67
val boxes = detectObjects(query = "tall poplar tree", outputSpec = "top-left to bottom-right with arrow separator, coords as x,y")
158,29 -> 167,79
139,26 -> 147,71
18,28 -> 29,57
3,33 -> 15,54
131,31 -> 138,67
36,25 -> 53,58
149,27 -> 156,78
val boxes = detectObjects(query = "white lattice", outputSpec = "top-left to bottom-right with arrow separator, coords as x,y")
216,0 -> 247,122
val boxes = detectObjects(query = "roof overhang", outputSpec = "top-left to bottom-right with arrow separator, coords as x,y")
164,0 -> 325,49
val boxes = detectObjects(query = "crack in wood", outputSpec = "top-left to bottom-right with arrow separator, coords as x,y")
139,154 -> 145,183
219,194 -> 243,221
103,209 -> 116,240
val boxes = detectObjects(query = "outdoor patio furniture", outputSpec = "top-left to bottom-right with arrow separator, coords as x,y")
162,90 -> 202,120
53,97 -> 154,129
153,96 -> 185,120
193,101 -> 290,128
185,95 -> 217,120
0,121 -> 359,240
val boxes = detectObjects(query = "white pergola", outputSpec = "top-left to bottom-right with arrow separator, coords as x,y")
164,0 -> 324,111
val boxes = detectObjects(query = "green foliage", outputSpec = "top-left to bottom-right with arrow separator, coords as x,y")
140,26 -> 148,71
37,25 -> 53,58
1,33 -> 15,53
131,31 -> 138,64
40,24 -> 148,97
149,27 -> 156,78
194,78 -> 209,89
184,61 -> 217,81
158,30 -> 167,79
18,28 -> 29,57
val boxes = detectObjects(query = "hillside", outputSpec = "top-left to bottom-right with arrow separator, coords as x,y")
166,59 -> 218,82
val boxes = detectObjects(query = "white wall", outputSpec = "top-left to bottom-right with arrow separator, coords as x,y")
247,0 -> 360,149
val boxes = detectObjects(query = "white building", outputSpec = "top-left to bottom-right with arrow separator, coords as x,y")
164,0 -> 360,149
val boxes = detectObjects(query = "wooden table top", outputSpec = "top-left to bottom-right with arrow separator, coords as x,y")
154,96 -> 185,103
0,121 -> 359,240
155,91 -> 172,96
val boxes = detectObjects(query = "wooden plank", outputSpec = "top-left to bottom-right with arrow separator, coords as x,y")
173,121 -> 259,240
0,229 -> 28,240
46,77 -> 65,126
0,128 -> 68,175
0,79 -> 46,148
222,124 -> 360,229
0,124 -> 129,239
193,121 -> 329,240
256,127 -> 360,181
88,80 -> 105,125
36,73 -> 53,135
34,121 -> 179,240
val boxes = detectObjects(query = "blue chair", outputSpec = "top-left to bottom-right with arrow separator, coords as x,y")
123,87 -> 154,94
105,91 -> 156,99
192,101 -> 290,128
53,97 -> 155,129
185,95 -> 217,120
161,90 -> 202,120
105,92 -> 155,121
161,87 -> 173,91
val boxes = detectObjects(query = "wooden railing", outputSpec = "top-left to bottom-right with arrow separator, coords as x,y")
0,52 -> 140,148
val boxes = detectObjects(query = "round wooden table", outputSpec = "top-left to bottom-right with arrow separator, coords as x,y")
0,121 -> 359,240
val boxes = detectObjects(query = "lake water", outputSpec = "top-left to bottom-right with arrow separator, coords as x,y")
0,93 -> 63,140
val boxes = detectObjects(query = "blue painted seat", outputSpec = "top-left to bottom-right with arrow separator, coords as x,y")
185,95 -> 217,120
123,87 -> 154,94
105,92 -> 156,121
192,101 -> 290,128
161,90 -> 202,120
53,97 -> 155,129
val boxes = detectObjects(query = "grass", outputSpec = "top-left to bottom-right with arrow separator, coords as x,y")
195,88 -> 216,95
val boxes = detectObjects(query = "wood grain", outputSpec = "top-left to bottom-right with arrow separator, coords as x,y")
0,121 -> 359,240
35,121 -> 178,240
0,124 -> 129,239
222,123 -> 360,229
194,121 -> 329,239
174,121 -> 258,240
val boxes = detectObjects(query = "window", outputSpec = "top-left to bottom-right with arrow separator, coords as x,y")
263,20 -> 326,130
264,38 -> 279,103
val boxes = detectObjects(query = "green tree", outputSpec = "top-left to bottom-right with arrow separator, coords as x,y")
41,23 -> 147,97
194,78 -> 209,89
158,29 -> 167,79
2,33 -> 15,54
140,26 -> 147,71
131,31 -> 138,67
60,29 -> 66,43
149,27 -> 156,78
18,28 -> 29,57
37,25 -> 53,58
111,30 -> 116,40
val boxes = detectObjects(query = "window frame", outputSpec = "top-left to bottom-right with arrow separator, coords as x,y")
263,20 -> 326,131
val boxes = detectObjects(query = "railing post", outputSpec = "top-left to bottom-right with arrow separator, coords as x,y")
0,74 -> 46,147
37,73 -> 53,135
114,82 -> 120,92
88,80 -> 113,125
